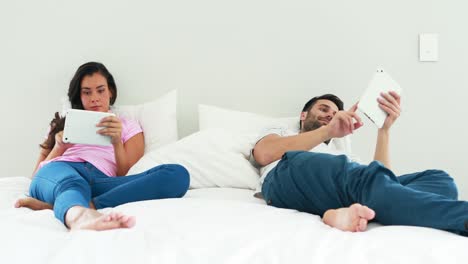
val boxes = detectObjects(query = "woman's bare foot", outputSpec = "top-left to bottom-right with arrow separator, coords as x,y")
15,197 -> 95,210
15,197 -> 53,210
65,206 -> 136,231
322,203 -> 375,232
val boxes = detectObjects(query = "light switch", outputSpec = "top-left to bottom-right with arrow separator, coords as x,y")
419,33 -> 438,62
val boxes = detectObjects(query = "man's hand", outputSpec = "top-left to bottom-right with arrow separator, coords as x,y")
378,91 -> 401,131
325,104 -> 363,139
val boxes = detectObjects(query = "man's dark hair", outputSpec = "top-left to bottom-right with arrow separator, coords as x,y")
300,94 -> 344,128
68,62 -> 117,109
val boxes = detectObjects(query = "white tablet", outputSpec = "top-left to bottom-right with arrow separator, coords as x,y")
358,69 -> 402,128
63,109 -> 116,146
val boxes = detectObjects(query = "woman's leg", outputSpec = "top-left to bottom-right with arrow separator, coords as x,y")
29,162 -> 91,223
27,162 -> 134,230
91,164 -> 190,209
15,197 -> 53,210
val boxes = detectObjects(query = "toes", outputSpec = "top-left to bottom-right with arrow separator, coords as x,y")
354,204 -> 375,220
124,216 -> 136,228
102,215 -> 112,222
363,206 -> 375,220
96,220 -> 121,230
103,212 -> 135,228
120,215 -> 129,222
358,218 -> 368,231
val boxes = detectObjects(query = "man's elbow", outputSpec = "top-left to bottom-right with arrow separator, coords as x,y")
253,146 -> 275,167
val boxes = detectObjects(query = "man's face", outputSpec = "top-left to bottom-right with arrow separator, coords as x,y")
300,99 -> 339,132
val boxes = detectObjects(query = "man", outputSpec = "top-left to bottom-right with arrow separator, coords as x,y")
251,93 -> 468,235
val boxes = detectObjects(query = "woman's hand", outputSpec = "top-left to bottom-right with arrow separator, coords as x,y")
378,91 -> 401,131
54,131 -> 73,151
97,116 -> 123,146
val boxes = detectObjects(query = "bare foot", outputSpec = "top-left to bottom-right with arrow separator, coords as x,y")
65,206 -> 136,231
15,198 -> 95,210
15,197 -> 53,210
322,203 -> 375,232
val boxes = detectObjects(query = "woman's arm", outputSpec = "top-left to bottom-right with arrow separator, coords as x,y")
32,131 -> 71,176
113,132 -> 145,176
32,149 -> 51,176
97,116 -> 145,176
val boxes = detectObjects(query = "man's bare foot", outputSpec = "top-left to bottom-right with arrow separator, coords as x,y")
15,197 -> 95,210
65,206 -> 136,231
322,203 -> 375,232
15,197 -> 53,210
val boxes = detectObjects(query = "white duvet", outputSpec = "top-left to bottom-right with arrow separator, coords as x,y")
1,177 -> 467,264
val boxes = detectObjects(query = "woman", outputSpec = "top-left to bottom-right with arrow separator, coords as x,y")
15,62 -> 189,231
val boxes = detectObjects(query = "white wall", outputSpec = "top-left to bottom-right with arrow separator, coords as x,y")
1,0 -> 468,198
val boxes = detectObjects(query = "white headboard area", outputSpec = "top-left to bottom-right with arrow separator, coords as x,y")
1,0 -> 468,198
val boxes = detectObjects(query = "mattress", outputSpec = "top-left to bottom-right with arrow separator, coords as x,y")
1,176 -> 467,264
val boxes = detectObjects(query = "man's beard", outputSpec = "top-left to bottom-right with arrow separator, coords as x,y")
302,118 -> 323,132
301,117 -> 331,144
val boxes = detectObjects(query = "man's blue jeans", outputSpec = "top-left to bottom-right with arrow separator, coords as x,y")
262,151 -> 468,234
30,161 -> 190,224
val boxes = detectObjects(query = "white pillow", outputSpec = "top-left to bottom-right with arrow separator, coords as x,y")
127,129 -> 260,189
198,104 -> 354,157
112,90 -> 178,153
198,104 -> 299,133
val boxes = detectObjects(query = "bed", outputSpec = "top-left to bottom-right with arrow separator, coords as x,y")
1,176 -> 467,264
2,93 -> 467,263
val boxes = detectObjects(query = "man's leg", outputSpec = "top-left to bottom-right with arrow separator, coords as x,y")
91,164 -> 190,209
347,160 -> 468,234
263,151 -> 355,215
322,203 -> 375,232
398,170 -> 458,199
262,151 -> 375,231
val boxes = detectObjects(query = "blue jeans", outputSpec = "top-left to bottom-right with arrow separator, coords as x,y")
262,151 -> 468,234
30,161 -> 190,224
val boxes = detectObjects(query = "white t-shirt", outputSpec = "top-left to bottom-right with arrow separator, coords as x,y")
249,126 -> 360,195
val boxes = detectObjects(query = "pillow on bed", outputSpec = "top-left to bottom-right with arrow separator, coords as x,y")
127,128 -> 260,189
198,103 -> 355,157
112,90 -> 178,152
61,90 -> 178,153
198,104 -> 299,133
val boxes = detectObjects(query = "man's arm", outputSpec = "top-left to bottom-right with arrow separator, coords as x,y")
253,127 -> 330,166
373,91 -> 401,169
254,108 -> 363,167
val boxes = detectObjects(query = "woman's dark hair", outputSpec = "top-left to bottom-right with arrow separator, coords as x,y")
40,112 -> 66,150
68,62 -> 117,109
40,62 -> 117,150
299,94 -> 344,128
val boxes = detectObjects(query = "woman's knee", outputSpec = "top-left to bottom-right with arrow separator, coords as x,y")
30,163 -> 88,203
166,164 -> 190,197
149,164 -> 190,198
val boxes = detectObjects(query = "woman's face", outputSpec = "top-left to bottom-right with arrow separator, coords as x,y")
80,73 -> 113,112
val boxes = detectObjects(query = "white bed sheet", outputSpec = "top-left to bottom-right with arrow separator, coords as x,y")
1,176 -> 467,264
